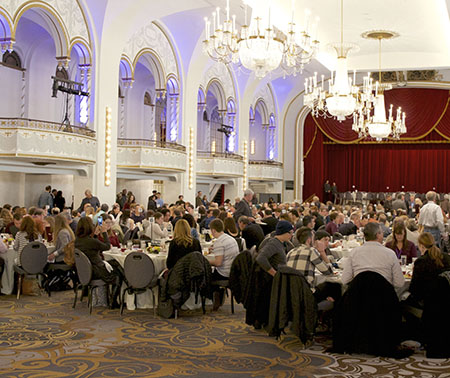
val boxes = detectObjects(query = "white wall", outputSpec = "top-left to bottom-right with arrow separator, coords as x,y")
0,65 -> 22,117
0,172 -> 26,206
116,178 -> 156,207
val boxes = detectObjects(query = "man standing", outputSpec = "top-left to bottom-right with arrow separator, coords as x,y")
341,222 -> 405,289
195,191 -> 203,208
324,180 -> 331,202
77,189 -> 100,212
175,195 -> 185,206
392,193 -> 407,212
233,189 -> 254,222
209,219 -> 240,310
331,182 -> 338,204
155,192 -> 164,208
38,185 -> 53,210
418,191 -> 446,247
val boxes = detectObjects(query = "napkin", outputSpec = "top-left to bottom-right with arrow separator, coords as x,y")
103,261 -> 113,273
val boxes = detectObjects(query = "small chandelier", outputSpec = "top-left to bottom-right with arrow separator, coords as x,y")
203,0 -> 319,79
304,0 -> 360,121
352,30 -> 406,141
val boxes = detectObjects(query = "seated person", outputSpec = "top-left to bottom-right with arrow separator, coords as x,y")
14,216 -> 43,266
286,227 -> 341,304
130,204 -> 145,224
238,216 -> 265,251
408,232 -> 450,308
209,219 -> 240,310
74,217 -> 123,307
142,212 -> 168,241
167,219 -> 201,270
223,217 -> 246,252
6,213 -> 22,238
97,214 -> 120,248
385,220 -> 417,264
247,221 -> 294,328
341,222 -> 405,289
338,212 -> 360,236
47,213 -> 75,263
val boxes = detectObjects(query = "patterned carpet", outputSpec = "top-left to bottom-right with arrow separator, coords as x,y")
0,291 -> 449,378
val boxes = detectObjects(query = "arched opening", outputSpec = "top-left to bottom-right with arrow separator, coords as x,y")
197,80 -> 230,154
0,7 -> 68,122
249,99 -> 271,161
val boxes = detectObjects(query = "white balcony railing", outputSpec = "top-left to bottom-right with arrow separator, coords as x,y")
196,151 -> 245,177
0,118 -> 97,163
117,138 -> 187,172
249,160 -> 283,181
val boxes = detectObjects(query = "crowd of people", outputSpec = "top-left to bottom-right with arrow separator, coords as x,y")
1,185 -> 450,358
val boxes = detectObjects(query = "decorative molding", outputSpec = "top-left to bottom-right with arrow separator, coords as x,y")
123,22 -> 178,80
4,0 -> 90,52
202,62 -> 236,105
249,163 -> 283,181
197,156 -> 244,177
117,145 -> 187,172
253,83 -> 276,121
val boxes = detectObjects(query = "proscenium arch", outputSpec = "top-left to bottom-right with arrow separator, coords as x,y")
13,3 -> 70,59
205,79 -> 226,111
69,37 -> 92,66
133,48 -> 166,90
254,98 -> 269,126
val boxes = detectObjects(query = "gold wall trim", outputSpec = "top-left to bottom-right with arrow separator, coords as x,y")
0,127 -> 96,141
323,140 -> 450,145
117,165 -> 185,172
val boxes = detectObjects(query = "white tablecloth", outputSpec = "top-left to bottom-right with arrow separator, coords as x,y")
103,250 -> 167,310
1,245 -> 55,295
103,249 -> 215,310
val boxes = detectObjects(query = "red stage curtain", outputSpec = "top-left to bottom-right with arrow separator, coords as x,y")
311,88 -> 450,143
302,88 -> 450,199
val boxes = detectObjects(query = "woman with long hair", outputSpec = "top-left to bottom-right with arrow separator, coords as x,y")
0,208 -> 13,232
166,219 -> 201,270
47,213 -> 75,263
13,216 -> 42,266
409,232 -> 450,305
385,221 -> 418,264
54,190 -> 66,212
223,217 -> 246,252
123,194 -> 136,210
183,213 -> 199,240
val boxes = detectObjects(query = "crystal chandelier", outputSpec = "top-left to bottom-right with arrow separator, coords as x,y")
304,0 -> 360,121
352,31 -> 406,141
202,0 -> 320,79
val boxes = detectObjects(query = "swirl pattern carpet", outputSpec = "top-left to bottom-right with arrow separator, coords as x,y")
0,291 -> 449,377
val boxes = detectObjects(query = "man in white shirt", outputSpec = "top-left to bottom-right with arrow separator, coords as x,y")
209,219 -> 239,310
341,222 -> 405,289
418,191 -> 446,247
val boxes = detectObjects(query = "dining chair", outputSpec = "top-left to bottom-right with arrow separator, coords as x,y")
13,241 -> 48,300
73,249 -> 108,314
121,252 -> 158,315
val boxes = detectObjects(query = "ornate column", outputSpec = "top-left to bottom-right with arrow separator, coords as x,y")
20,70 -> 26,118
226,112 -> 236,152
85,65 -> 92,126
168,93 -> 179,142
119,97 -> 125,138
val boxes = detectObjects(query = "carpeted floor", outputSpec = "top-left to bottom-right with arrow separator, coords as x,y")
0,291 -> 449,378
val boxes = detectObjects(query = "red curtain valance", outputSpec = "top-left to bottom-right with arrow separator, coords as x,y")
310,88 -> 450,143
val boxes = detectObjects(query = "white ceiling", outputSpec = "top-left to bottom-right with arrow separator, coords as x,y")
242,0 -> 450,72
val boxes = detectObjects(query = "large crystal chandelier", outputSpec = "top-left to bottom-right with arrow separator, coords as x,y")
352,31 -> 406,141
202,0 -> 320,79
304,0 -> 360,121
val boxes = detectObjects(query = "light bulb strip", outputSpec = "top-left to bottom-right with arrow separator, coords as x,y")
105,106 -> 112,186
188,127 -> 194,189
243,141 -> 248,191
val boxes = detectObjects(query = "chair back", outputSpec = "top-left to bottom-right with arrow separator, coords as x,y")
74,249 -> 93,286
20,241 -> 48,274
124,252 -> 155,289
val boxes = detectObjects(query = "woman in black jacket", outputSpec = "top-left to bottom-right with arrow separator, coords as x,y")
167,219 -> 201,270
74,217 -> 123,307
